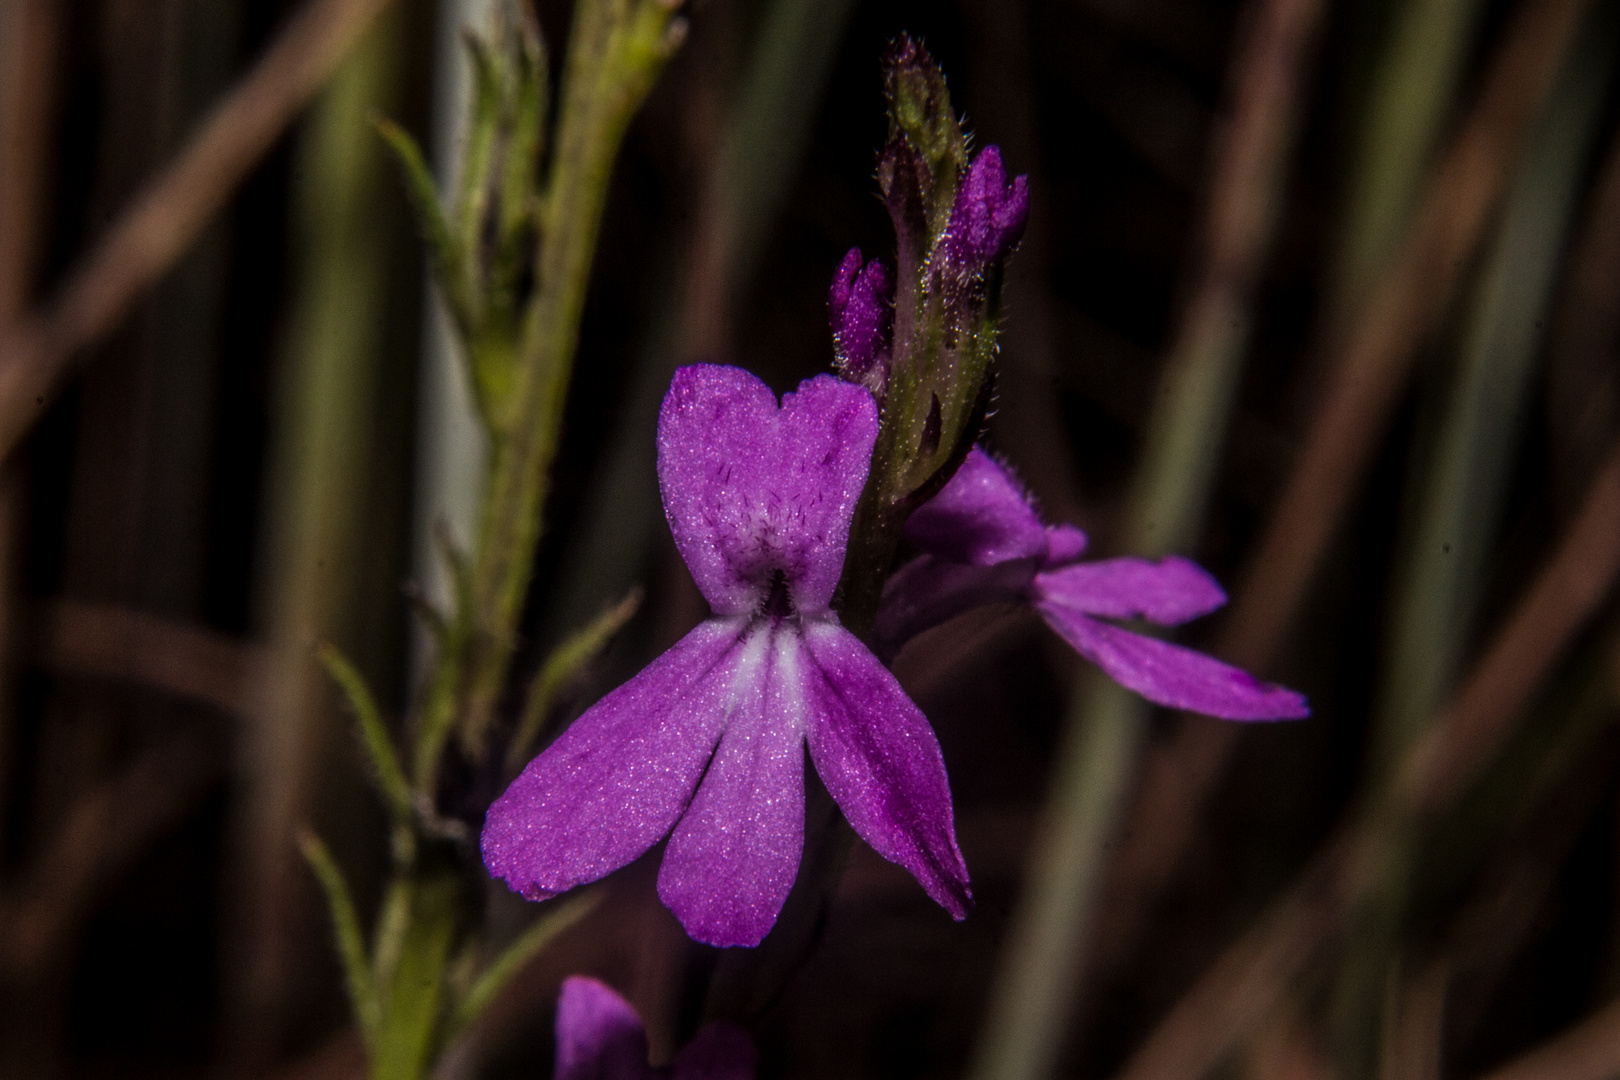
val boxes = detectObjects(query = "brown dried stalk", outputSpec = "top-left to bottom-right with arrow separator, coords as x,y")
0,0 -> 398,461
1114,435 -> 1620,1080
34,600 -> 265,719
1092,0 -> 1593,983
1472,996 -> 1620,1080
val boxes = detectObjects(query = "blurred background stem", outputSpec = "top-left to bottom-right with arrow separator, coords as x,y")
1334,3 -> 1620,1072
968,1 -> 1328,1077
228,9 -> 419,1069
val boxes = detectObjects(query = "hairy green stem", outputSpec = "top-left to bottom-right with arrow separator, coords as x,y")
412,0 -> 680,790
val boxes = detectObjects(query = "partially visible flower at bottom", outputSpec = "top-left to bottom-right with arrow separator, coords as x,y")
483,365 -> 970,950
877,448 -> 1309,720
555,976 -> 755,1080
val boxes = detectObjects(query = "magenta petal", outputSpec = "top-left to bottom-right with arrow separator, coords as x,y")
555,977 -> 653,1080
1043,523 -> 1089,565
658,628 -> 806,947
671,1023 -> 758,1080
775,375 -> 881,611
904,447 -> 1046,566
1036,603 -> 1309,720
482,618 -> 748,901
800,621 -> 971,918
1035,556 -> 1226,625
657,365 -> 878,616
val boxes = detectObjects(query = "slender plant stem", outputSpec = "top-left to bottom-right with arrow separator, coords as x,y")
1114,435 -> 1620,1080
1334,13 -> 1619,1071
411,0 -> 681,788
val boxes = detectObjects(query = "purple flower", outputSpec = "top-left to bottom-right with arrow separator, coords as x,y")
483,365 -> 970,947
829,248 -> 893,393
554,975 -> 755,1080
939,146 -> 1029,272
877,448 -> 1309,720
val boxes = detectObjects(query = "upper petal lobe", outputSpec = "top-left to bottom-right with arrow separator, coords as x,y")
657,365 -> 878,615
658,626 -> 807,947
482,617 -> 749,901
800,621 -> 971,918
1035,601 -> 1308,720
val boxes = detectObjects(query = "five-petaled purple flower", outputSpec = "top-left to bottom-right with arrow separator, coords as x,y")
483,365 -> 970,948
877,448 -> 1309,720
554,975 -> 754,1080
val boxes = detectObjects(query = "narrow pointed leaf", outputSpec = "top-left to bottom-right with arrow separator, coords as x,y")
506,587 -> 644,772
375,117 -> 464,325
299,830 -> 381,1043
447,891 -> 598,1038
319,643 -> 413,823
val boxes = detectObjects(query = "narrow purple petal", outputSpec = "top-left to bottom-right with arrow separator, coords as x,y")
1035,602 -> 1309,720
1035,557 -> 1227,625
904,447 -> 1046,566
800,621 -> 971,918
555,977 -> 653,1080
658,626 -> 806,947
657,365 -> 878,617
671,1023 -> 758,1080
482,617 -> 749,901
1043,523 -> 1089,565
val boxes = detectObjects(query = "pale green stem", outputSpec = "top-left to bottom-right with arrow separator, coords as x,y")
538,0 -> 858,646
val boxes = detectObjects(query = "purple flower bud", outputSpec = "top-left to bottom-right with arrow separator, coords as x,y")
940,146 -> 1029,272
830,248 -> 894,392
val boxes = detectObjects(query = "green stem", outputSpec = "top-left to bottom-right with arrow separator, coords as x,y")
412,0 -> 680,790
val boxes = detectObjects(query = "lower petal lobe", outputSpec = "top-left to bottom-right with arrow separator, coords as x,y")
1036,602 -> 1309,720
800,621 -> 971,919
658,625 -> 807,947
481,617 -> 749,902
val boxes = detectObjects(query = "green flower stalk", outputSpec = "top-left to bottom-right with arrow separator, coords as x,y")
301,2 -> 683,1077
836,37 -> 1029,636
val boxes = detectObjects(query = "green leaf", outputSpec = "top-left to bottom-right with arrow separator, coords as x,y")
375,117 -> 465,327
299,829 -> 382,1043
447,890 -> 598,1038
506,587 -> 643,773
371,876 -> 414,991
319,644 -> 414,824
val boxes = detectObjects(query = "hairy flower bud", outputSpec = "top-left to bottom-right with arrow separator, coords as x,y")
829,248 -> 894,396
940,146 -> 1030,272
